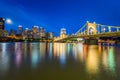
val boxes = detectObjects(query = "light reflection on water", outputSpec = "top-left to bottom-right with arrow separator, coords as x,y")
86,45 -> 99,74
0,42 -> 120,80
108,47 -> 116,73
0,43 -> 9,73
15,42 -> 22,68
31,43 -> 40,68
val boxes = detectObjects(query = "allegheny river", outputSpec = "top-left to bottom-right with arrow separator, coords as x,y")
0,42 -> 120,80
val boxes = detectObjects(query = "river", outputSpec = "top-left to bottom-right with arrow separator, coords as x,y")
0,42 -> 120,80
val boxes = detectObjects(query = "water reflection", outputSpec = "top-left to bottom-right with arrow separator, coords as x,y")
86,45 -> 99,74
83,44 -> 88,60
77,43 -> 84,61
23,42 -> 27,58
39,43 -> 46,59
53,43 -> 66,65
0,43 -> 9,73
102,46 -> 109,70
31,43 -> 40,68
48,43 -> 53,59
15,43 -> 22,68
54,43 -> 60,58
108,47 -> 116,73
74,43 -> 84,62
101,46 -> 116,73
0,42 -> 119,78
60,43 -> 66,65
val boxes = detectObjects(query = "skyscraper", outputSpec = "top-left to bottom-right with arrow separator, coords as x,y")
18,25 -> 23,35
40,27 -> 46,38
0,18 -> 5,30
60,28 -> 67,38
32,26 -> 39,39
46,32 -> 54,40
10,29 -> 17,36
32,26 -> 39,33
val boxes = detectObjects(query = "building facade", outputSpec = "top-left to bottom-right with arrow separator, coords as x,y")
0,29 -> 8,37
0,18 -> 5,30
32,26 -> 39,39
10,29 -> 17,36
60,28 -> 67,38
40,27 -> 46,38
18,25 -> 23,35
46,32 -> 54,40
32,26 -> 39,33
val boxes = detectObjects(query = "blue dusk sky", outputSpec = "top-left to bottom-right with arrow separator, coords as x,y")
0,0 -> 120,36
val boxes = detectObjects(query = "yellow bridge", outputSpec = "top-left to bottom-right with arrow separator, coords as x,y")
54,21 -> 120,44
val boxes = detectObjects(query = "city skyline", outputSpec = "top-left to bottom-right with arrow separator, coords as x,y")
0,0 -> 120,36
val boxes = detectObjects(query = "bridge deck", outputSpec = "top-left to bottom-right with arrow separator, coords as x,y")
54,32 -> 120,41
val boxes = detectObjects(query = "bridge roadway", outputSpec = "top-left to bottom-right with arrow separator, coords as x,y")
54,32 -> 120,42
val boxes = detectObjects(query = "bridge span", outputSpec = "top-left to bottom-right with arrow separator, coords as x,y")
54,21 -> 120,45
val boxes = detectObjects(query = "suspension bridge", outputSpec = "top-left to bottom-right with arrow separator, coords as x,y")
54,21 -> 120,44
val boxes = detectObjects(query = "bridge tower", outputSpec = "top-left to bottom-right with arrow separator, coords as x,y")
87,21 -> 97,35
85,22 -> 98,45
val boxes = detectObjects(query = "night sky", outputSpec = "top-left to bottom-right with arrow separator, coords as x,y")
0,0 -> 120,36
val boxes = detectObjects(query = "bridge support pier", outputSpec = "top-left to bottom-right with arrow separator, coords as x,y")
84,39 -> 98,45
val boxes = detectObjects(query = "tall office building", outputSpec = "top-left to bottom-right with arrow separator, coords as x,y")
60,28 -> 66,34
40,27 -> 46,38
26,30 -> 33,39
0,18 -> 5,30
32,26 -> 39,33
18,25 -> 23,35
60,28 -> 67,38
46,32 -> 54,40
32,26 -> 39,39
10,29 -> 17,36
